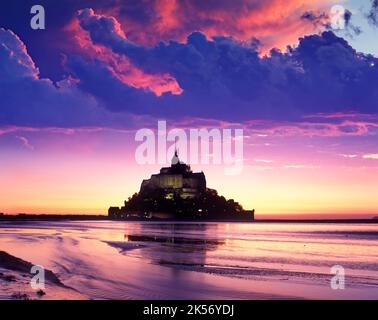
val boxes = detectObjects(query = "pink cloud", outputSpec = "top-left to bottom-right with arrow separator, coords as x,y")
101,0 -> 335,54
65,10 -> 183,97
363,153 -> 378,159
245,118 -> 378,137
15,136 -> 34,150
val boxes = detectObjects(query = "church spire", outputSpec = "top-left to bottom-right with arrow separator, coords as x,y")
171,145 -> 179,165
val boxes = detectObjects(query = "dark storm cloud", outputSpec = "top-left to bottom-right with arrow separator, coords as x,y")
367,0 -> 378,27
0,7 -> 377,130
0,28 -> 135,128
300,9 -> 361,37
300,11 -> 329,29
69,9 -> 378,122
343,9 -> 362,36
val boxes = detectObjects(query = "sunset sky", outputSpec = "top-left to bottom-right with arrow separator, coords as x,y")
0,0 -> 377,218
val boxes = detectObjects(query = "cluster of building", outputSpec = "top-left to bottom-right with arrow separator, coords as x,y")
109,150 -> 254,220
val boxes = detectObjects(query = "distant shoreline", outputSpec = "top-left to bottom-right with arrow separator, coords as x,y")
0,214 -> 377,223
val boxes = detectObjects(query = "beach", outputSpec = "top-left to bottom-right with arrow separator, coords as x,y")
0,220 -> 377,300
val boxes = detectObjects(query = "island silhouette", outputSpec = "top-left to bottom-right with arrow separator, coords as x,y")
109,149 -> 255,220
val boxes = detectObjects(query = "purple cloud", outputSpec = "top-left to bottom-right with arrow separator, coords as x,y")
367,0 -> 378,27
71,9 -> 378,122
0,28 -> 138,128
0,8 -> 377,135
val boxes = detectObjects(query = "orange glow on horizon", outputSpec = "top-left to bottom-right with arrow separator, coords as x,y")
1,127 -> 377,218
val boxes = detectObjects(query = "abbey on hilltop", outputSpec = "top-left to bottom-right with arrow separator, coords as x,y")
140,149 -> 206,199
109,150 -> 254,220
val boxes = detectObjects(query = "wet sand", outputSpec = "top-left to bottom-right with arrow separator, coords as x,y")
0,221 -> 377,300
0,251 -> 84,300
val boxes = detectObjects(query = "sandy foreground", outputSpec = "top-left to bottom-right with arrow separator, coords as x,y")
0,251 -> 85,300
0,220 -> 377,300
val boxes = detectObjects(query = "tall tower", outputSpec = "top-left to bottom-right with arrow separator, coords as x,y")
171,146 -> 179,165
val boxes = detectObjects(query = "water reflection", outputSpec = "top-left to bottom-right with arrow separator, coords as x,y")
1,221 -> 378,299
122,224 -> 224,267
